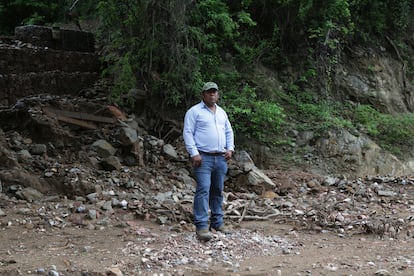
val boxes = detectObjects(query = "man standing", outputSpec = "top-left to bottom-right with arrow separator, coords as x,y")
183,81 -> 235,241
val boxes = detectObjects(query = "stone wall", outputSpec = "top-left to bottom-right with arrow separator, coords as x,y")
14,25 -> 95,53
0,25 -> 100,107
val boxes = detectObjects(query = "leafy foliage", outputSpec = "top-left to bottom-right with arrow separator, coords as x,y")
349,0 -> 412,37
96,0 -> 257,108
223,84 -> 286,144
351,105 -> 414,156
352,105 -> 381,135
283,87 -> 353,135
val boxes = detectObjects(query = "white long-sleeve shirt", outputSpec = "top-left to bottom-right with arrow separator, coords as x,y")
183,101 -> 234,157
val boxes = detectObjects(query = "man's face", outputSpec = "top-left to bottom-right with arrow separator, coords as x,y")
202,89 -> 219,106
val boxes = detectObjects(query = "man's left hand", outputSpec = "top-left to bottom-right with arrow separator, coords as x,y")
224,150 -> 233,161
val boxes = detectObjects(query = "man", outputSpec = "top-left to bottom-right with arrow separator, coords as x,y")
183,81 -> 235,241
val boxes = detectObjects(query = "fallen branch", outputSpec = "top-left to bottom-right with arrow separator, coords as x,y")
227,213 -> 280,221
239,203 -> 248,222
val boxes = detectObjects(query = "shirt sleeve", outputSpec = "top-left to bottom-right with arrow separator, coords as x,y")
224,114 -> 235,152
183,108 -> 199,157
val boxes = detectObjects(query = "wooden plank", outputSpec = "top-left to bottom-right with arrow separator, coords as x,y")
42,107 -> 116,124
42,107 -> 97,129
55,115 -> 98,129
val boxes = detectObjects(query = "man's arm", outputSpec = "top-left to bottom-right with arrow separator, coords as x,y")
183,110 -> 199,157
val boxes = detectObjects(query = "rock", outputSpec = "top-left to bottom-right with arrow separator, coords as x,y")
107,266 -> 123,276
16,187 -> 43,202
91,139 -> 117,158
101,201 -> 113,211
154,191 -> 173,203
377,190 -> 397,197
176,171 -> 196,188
296,130 -> 315,146
163,143 -> 179,160
48,270 -> 59,276
87,209 -> 97,220
157,216 -> 169,224
119,199 -> 128,208
261,190 -> 278,199
246,167 -> 276,188
86,193 -> 99,202
29,143 -> 47,155
233,150 -> 255,172
316,128 -> 407,176
118,127 -> 138,145
0,147 -> 20,168
374,269 -> 390,275
100,156 -> 122,171
17,149 -> 32,160
0,169 -> 51,194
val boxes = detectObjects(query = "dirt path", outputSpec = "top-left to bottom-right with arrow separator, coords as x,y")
242,221 -> 414,276
1,214 -> 414,276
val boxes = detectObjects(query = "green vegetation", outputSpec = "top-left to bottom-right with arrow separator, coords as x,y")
0,0 -> 413,155
351,105 -> 414,155
223,84 -> 286,143
0,0 -> 62,34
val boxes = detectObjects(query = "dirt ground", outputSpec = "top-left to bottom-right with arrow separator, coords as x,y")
1,207 -> 414,276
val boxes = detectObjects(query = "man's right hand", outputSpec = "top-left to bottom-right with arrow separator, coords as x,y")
192,155 -> 202,167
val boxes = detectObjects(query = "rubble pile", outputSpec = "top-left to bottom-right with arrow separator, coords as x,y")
122,228 -> 296,273
1,92 -> 414,274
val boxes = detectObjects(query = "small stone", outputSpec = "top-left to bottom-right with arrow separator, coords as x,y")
119,200 -> 128,208
107,266 -> 123,276
101,201 -> 113,211
48,270 -> 60,276
375,269 -> 390,275
87,209 -> 97,220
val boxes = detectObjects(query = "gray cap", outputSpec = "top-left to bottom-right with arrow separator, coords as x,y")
202,82 -> 218,91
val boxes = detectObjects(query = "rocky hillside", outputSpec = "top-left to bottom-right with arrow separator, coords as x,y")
243,43 -> 414,177
1,25 -> 414,179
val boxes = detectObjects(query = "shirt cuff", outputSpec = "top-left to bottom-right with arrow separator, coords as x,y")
190,150 -> 200,157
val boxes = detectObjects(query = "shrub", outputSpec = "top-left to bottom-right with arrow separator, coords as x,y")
223,84 -> 286,144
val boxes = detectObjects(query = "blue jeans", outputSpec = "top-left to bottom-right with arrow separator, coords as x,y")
193,154 -> 228,231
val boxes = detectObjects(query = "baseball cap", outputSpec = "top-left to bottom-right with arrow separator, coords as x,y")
202,82 -> 218,91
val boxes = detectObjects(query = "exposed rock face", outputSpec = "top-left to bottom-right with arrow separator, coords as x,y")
315,129 -> 411,176
247,45 -> 414,176
336,46 -> 414,114
251,127 -> 414,177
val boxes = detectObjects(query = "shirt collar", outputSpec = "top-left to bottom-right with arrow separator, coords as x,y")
201,101 -> 217,109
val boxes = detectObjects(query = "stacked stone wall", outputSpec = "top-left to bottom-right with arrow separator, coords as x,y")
0,25 -> 100,106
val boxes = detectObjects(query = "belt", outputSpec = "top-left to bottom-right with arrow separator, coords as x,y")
199,151 -> 225,156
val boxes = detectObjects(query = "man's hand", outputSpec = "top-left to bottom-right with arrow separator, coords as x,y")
224,150 -> 233,161
192,155 -> 202,167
